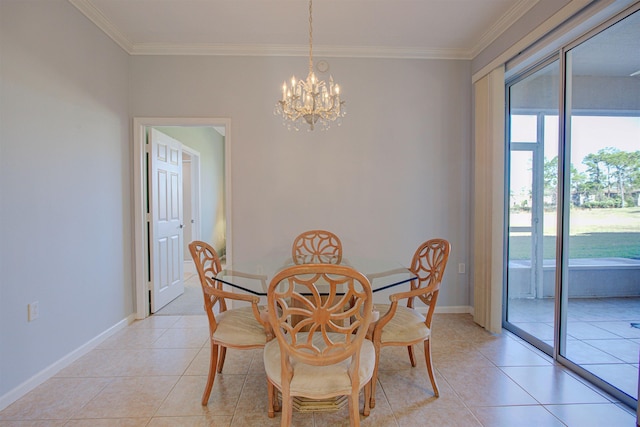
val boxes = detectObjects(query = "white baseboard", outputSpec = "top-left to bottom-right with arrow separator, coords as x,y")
435,305 -> 473,314
184,260 -> 196,274
0,314 -> 136,411
411,305 -> 473,316
234,304 -> 473,317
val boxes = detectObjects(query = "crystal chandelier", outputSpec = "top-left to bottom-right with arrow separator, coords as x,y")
275,0 -> 345,131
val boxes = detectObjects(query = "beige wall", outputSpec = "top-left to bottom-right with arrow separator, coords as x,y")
130,55 -> 473,308
0,0 -> 131,399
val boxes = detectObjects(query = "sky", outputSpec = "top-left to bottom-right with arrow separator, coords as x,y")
511,114 -> 640,172
569,116 -> 640,171
509,114 -> 640,200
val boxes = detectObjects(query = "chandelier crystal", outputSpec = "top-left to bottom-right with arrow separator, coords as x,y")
274,0 -> 345,131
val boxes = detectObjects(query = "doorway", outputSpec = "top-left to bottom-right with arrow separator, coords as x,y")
133,117 -> 232,318
181,148 -> 201,274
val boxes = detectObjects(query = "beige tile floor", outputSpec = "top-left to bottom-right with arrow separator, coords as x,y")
0,314 -> 637,426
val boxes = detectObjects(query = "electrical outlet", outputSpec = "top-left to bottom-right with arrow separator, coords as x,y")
458,263 -> 466,274
28,301 -> 39,321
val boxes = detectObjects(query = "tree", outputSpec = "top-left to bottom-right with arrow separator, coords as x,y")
583,152 -> 606,201
582,148 -> 640,208
543,156 -> 558,206
544,156 -> 587,207
571,167 -> 588,206
535,149 -> 639,210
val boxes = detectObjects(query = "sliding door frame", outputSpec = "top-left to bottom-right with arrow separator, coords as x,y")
503,3 -> 640,410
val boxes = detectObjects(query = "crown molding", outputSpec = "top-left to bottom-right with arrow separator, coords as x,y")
69,0 -> 133,53
68,0 -> 472,59
470,0 -> 540,58
68,0 -> 533,61
131,44 -> 307,57
130,43 -> 473,60
312,45 -> 473,60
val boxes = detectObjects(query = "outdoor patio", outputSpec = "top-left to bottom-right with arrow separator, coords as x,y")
508,296 -> 640,399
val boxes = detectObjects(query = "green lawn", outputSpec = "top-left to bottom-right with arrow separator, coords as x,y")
509,207 -> 640,260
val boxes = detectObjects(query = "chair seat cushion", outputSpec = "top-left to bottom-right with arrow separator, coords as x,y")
263,333 -> 375,398
212,306 -> 267,347
373,304 -> 430,344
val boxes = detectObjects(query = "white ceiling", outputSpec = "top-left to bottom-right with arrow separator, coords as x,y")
69,0 -> 539,59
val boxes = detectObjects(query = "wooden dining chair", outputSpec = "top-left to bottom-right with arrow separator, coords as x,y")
291,229 -> 343,265
188,240 -> 271,405
264,264 -> 375,427
367,238 -> 451,408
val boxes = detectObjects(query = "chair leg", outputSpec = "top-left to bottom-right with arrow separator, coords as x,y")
363,380 -> 371,417
348,393 -> 361,427
423,339 -> 439,397
280,394 -> 293,427
369,344 -> 381,409
217,346 -> 227,373
274,388 -> 281,413
202,341 -> 219,405
267,379 -> 276,418
407,344 -> 416,367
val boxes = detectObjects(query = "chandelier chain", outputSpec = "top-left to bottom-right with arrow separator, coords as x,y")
308,0 -> 313,74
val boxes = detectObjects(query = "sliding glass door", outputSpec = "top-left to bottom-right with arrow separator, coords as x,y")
505,59 -> 559,350
560,9 -> 640,404
505,7 -> 640,408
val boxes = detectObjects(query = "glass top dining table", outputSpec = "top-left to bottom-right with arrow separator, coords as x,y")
214,253 -> 417,297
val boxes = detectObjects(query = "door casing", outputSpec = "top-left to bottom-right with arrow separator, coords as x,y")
133,117 -> 232,319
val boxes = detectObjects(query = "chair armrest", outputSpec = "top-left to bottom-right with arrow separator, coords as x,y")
204,278 -> 273,339
368,300 -> 399,340
366,269 -> 415,339
388,281 -> 438,303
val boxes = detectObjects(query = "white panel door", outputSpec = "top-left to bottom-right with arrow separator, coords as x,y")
150,129 -> 184,312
